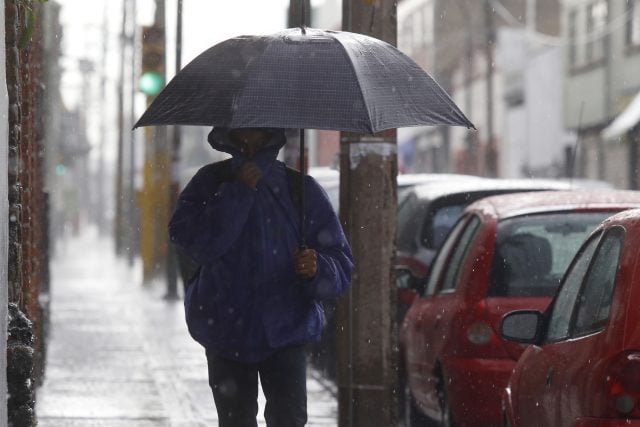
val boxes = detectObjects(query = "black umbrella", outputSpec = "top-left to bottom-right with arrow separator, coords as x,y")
134,27 -> 475,245
134,27 -> 473,131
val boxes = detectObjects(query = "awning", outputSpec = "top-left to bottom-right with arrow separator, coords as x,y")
602,91 -> 640,140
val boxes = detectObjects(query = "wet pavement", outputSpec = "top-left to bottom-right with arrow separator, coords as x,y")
36,230 -> 338,426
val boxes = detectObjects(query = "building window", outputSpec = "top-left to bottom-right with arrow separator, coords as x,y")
586,0 -> 607,64
627,0 -> 640,47
568,9 -> 578,67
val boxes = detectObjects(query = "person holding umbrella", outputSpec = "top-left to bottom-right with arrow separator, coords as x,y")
169,126 -> 354,426
135,24 -> 474,427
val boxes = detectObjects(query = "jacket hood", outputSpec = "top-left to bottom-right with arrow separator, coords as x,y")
207,127 -> 287,158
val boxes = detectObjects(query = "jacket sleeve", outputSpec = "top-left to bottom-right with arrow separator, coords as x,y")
168,164 -> 257,265
303,177 -> 354,300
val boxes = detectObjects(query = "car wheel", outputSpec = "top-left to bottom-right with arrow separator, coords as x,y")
405,385 -> 439,427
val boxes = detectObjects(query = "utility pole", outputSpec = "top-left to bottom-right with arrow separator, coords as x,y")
165,0 -> 183,299
128,0 -> 138,266
484,0 -> 497,177
337,1 -> 398,426
115,0 -> 128,253
139,0 -> 169,282
460,0 -> 476,175
97,2 -> 108,236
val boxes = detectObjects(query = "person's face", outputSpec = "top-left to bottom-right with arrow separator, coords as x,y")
229,128 -> 273,159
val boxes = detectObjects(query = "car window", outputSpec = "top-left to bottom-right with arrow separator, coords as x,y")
439,216 -> 481,293
396,194 -> 428,253
546,232 -> 601,342
488,212 -> 611,298
430,204 -> 466,249
424,216 -> 470,296
572,227 -> 624,336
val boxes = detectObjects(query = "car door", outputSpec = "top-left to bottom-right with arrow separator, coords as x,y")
417,215 -> 481,413
552,227 -> 624,426
514,232 -> 602,427
402,215 -> 476,414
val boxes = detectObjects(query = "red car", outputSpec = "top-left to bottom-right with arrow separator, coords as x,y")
399,190 -> 640,427
395,178 -> 571,319
501,208 -> 640,427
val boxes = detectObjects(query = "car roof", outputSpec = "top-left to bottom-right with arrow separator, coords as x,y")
407,177 -> 572,201
309,171 -> 486,190
397,173 -> 483,188
467,190 -> 640,219
600,207 -> 640,228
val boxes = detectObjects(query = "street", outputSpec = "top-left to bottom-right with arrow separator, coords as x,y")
36,229 -> 338,426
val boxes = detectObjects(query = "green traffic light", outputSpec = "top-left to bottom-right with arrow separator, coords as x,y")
55,164 -> 66,176
139,71 -> 164,96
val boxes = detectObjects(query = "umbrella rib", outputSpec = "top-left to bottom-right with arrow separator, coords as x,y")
332,36 -> 375,134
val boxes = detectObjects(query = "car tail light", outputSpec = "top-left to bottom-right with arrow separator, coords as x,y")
606,351 -> 640,418
466,322 -> 493,345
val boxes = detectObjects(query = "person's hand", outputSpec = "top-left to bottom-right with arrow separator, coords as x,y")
236,162 -> 262,189
294,247 -> 317,279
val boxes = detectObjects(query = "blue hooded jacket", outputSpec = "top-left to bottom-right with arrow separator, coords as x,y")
169,128 -> 354,363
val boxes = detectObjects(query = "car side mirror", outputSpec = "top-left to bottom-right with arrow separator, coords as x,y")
500,310 -> 544,344
394,267 -> 426,295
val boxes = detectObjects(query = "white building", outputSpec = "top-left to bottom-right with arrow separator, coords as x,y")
562,0 -> 640,188
398,0 -> 568,178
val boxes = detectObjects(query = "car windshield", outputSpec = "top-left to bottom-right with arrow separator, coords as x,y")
488,211 -> 613,297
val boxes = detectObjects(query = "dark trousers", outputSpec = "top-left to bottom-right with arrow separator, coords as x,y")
206,346 -> 308,427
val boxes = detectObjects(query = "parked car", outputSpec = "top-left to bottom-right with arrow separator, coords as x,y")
399,190 -> 640,427
500,207 -> 640,427
308,169 -> 484,380
311,169 -> 484,213
395,178 -> 572,316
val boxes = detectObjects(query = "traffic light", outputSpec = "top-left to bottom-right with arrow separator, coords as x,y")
140,25 -> 165,97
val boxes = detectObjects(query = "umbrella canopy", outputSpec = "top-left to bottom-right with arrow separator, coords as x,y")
134,27 -> 474,132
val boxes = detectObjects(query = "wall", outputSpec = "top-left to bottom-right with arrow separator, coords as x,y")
498,27 -> 569,178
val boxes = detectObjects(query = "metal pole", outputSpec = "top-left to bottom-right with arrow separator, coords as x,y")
165,0 -> 183,299
484,0 -> 497,177
97,1 -> 108,235
128,0 -> 138,266
460,1 -> 475,174
115,0 -> 128,253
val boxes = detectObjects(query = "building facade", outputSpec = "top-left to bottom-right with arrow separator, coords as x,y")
397,0 -> 566,178
562,0 -> 640,188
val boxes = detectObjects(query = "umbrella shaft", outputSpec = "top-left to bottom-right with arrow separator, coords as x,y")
299,129 -> 306,247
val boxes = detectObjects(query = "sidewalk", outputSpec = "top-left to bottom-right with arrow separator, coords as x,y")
36,230 -> 338,426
